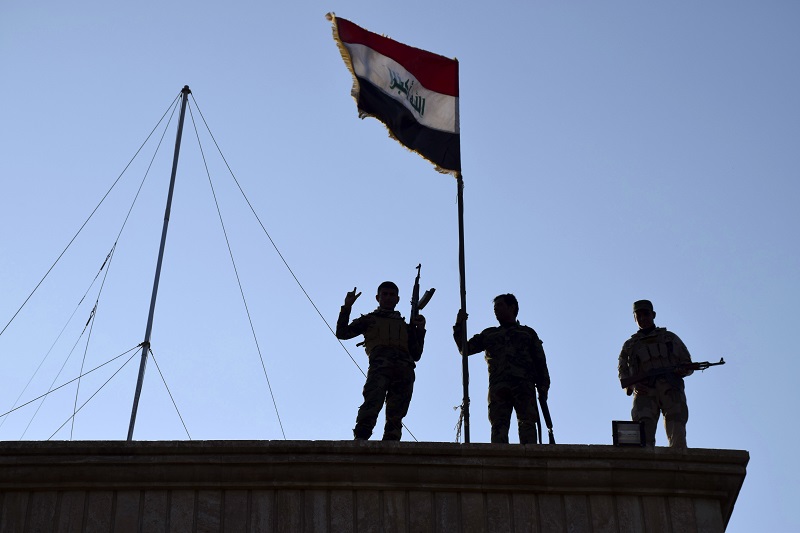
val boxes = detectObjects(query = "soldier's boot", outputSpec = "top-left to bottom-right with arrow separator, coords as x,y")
518,420 -> 539,445
637,417 -> 658,447
382,418 -> 403,441
490,424 -> 510,444
665,417 -> 687,448
353,423 -> 373,441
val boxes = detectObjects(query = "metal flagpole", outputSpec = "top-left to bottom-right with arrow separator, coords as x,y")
127,85 -> 191,441
457,174 -> 470,443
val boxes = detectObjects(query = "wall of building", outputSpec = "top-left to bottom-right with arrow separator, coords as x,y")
0,441 -> 748,532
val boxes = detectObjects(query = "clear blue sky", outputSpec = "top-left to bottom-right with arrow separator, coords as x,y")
1,2 -> 797,531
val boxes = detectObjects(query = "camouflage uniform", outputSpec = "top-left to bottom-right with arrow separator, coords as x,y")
453,321 -> 550,444
618,326 -> 692,448
337,307 -> 425,440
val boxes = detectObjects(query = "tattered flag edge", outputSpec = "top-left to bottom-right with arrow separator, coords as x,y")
327,12 -> 461,178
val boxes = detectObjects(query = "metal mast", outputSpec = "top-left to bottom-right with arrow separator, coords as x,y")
457,174 -> 470,443
127,85 -> 191,441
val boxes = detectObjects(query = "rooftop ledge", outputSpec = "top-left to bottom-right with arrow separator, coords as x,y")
0,441 -> 749,532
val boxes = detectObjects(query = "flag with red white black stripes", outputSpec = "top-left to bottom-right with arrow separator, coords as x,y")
328,13 -> 461,177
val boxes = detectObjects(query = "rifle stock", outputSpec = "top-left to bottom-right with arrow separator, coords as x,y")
620,358 -> 725,389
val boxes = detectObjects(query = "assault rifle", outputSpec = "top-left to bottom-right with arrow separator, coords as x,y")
411,264 -> 435,322
410,264 -> 435,362
620,358 -> 725,390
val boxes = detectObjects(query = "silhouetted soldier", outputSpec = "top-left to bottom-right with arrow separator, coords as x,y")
453,294 -> 550,444
618,300 -> 693,448
337,282 -> 426,441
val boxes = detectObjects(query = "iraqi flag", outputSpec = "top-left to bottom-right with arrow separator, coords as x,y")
328,13 -> 461,176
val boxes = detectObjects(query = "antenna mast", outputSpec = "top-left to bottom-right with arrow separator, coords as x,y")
127,86 -> 191,441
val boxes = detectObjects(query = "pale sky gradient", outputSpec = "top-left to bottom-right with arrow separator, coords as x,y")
1,2 -> 798,531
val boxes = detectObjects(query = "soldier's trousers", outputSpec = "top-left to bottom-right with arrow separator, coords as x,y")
632,377 -> 689,448
354,365 -> 415,441
488,380 -> 541,444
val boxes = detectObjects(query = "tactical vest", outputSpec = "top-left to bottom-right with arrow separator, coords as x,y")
628,328 -> 683,374
362,315 -> 409,355
482,325 -> 543,382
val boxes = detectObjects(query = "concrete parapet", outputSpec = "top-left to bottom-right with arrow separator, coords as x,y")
0,440 -> 748,532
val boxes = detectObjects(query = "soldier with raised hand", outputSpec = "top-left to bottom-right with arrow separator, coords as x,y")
453,294 -> 550,444
336,282 -> 426,441
618,299 -> 693,448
